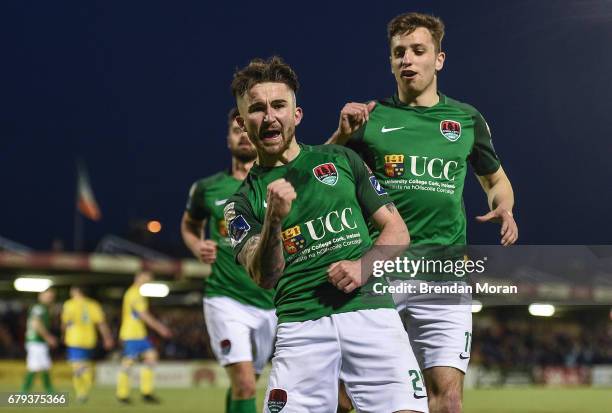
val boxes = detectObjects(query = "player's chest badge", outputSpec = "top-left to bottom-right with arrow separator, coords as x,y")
440,120 -> 462,142
313,162 -> 338,186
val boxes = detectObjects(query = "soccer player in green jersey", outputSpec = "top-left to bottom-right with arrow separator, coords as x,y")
328,12 -> 518,413
224,56 -> 427,413
21,288 -> 57,393
181,109 -> 277,413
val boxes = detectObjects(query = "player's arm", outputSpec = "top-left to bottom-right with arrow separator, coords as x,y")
180,212 -> 217,264
476,166 -> 518,246
328,203 -> 409,293
236,179 -> 295,289
32,316 -> 57,348
326,101 -> 376,145
96,321 -> 115,350
137,310 -> 172,339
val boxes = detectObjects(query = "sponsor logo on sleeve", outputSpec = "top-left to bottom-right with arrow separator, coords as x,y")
220,339 -> 231,355
440,120 -> 462,142
369,175 -> 387,196
384,154 -> 405,177
281,225 -> 306,255
267,389 -> 287,413
313,163 -> 338,186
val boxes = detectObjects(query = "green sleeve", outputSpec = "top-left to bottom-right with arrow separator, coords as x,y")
185,180 -> 210,221
468,112 -> 501,176
343,146 -> 392,218
224,194 -> 262,262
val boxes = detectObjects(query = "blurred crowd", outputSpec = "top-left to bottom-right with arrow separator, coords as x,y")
1,302 -> 611,369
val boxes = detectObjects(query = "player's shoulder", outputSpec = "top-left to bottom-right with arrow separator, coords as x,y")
30,303 -> 45,315
442,94 -> 484,119
191,171 -> 230,191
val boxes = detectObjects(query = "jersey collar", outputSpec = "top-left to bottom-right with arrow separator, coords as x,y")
382,91 -> 447,111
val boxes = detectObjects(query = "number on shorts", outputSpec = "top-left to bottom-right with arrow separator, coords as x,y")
464,331 -> 472,353
409,369 -> 424,392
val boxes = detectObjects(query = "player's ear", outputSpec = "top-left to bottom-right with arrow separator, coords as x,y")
294,107 -> 303,126
435,51 -> 445,72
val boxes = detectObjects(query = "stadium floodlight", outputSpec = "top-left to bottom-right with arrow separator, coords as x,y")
14,277 -> 53,292
528,303 -> 555,317
140,283 -> 169,297
471,300 -> 483,313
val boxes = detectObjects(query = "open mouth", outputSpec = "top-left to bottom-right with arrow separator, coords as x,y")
401,70 -> 417,79
261,129 -> 282,142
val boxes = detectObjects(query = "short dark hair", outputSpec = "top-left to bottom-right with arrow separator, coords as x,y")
387,12 -> 445,53
227,107 -> 239,127
231,56 -> 299,99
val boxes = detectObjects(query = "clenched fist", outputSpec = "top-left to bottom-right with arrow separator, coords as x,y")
266,179 -> 297,222
337,101 -> 377,138
327,259 -> 363,293
195,239 -> 217,264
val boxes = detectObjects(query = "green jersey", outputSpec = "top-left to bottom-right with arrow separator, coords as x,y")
347,93 -> 500,251
186,171 -> 274,309
224,144 -> 395,324
25,303 -> 50,343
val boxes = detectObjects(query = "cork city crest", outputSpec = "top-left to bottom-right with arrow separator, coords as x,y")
281,225 -> 306,255
267,389 -> 288,413
440,120 -> 462,142
384,154 -> 405,177
313,163 -> 338,186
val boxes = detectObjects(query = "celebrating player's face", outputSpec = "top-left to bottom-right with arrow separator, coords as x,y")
237,82 -> 302,159
390,27 -> 445,98
227,118 -> 256,162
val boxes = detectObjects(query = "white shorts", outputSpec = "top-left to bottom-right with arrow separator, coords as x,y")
392,280 -> 472,373
203,296 -> 277,374
25,342 -> 52,372
263,309 -> 428,413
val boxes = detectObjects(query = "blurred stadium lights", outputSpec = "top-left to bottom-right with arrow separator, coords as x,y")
528,303 -> 556,317
147,220 -> 162,233
14,277 -> 53,292
140,282 -> 169,297
471,300 -> 483,313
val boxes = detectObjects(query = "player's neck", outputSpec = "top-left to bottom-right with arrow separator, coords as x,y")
398,81 -> 439,107
231,158 -> 254,180
258,138 -> 300,167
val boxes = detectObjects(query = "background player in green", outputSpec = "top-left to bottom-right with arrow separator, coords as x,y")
328,12 -> 518,413
181,109 -> 276,413
21,288 -> 57,393
225,56 -> 427,413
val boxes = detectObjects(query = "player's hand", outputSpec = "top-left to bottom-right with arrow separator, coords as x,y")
46,335 -> 58,349
337,101 -> 376,138
327,260 -> 363,293
266,179 -> 296,222
103,337 -> 115,350
196,239 -> 217,264
158,325 -> 173,339
476,207 -> 518,246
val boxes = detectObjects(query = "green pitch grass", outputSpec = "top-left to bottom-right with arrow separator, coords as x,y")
1,386 -> 610,412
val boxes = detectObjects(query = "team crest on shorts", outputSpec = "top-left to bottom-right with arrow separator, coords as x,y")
220,339 -> 231,355
440,120 -> 462,142
384,154 -> 405,177
267,389 -> 287,413
281,225 -> 306,255
313,163 -> 338,186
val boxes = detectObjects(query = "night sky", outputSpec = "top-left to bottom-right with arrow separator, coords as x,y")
2,0 -> 611,252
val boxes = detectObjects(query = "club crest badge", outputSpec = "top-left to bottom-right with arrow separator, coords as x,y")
313,163 -> 338,186
281,225 -> 306,255
220,339 -> 231,355
440,120 -> 461,142
267,389 -> 288,413
384,154 -> 405,177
